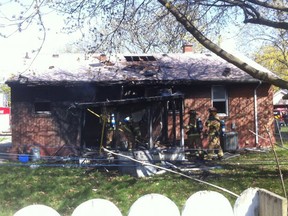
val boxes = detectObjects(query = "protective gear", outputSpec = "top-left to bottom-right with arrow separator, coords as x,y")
111,113 -> 116,130
196,118 -> 203,133
189,110 -> 197,115
208,107 -> 217,113
206,108 -> 223,160
186,110 -> 203,157
220,120 -> 225,137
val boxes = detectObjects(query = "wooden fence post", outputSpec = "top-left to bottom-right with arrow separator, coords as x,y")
259,189 -> 287,216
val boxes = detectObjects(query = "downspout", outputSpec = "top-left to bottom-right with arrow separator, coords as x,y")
179,98 -> 184,147
254,81 -> 262,146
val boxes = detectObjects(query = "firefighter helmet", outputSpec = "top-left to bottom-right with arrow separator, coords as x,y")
208,107 -> 217,113
189,110 -> 197,115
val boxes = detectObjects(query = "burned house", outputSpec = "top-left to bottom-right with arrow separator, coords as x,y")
5,48 -> 276,160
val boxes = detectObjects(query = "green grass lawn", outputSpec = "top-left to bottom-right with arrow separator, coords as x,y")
281,126 -> 288,133
1,143 -> 288,216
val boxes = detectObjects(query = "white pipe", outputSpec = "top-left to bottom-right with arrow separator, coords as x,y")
103,147 -> 239,198
254,81 -> 262,146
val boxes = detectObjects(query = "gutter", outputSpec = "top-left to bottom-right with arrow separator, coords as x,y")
254,81 -> 262,146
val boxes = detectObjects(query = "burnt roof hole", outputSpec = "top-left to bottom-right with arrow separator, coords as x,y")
222,67 -> 231,77
124,56 -> 131,61
124,55 -> 156,62
147,56 -> 156,61
143,70 -> 156,77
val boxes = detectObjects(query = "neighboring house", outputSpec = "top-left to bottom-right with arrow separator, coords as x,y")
0,90 -> 8,107
0,89 -> 10,133
5,46 -> 276,157
273,89 -> 288,126
273,89 -> 288,110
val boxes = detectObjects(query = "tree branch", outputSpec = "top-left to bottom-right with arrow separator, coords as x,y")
197,0 -> 288,30
244,17 -> 288,30
246,0 -> 288,12
157,0 -> 288,89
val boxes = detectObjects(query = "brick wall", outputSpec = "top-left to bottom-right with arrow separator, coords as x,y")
9,82 -> 274,156
11,102 -> 80,156
181,83 -> 274,148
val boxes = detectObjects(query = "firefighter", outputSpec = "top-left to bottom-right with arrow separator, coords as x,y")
205,107 -> 223,160
186,110 -> 203,157
121,116 -> 142,149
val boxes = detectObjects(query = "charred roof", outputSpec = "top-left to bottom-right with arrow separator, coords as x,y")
5,52 -> 276,86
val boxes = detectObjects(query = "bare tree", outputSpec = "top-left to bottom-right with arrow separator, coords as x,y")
1,0 -> 288,88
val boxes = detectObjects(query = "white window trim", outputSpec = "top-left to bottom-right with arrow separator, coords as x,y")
211,85 -> 228,116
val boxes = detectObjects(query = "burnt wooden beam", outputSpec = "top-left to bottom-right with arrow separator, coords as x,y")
172,100 -> 177,145
163,101 -> 168,143
179,99 -> 184,147
148,106 -> 153,149
80,110 -> 86,149
74,94 -> 184,108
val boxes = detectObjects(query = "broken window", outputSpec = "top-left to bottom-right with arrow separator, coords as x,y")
34,102 -> 51,114
211,85 -> 227,115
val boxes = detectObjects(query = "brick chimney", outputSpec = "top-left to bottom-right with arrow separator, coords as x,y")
99,54 -> 107,62
182,44 -> 193,53
92,53 -> 107,62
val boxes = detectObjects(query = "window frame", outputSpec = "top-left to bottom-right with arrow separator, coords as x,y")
211,85 -> 228,116
34,101 -> 52,115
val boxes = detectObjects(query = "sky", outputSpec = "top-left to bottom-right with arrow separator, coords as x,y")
0,0 -> 73,46
0,1 -> 239,82
0,1 -> 82,81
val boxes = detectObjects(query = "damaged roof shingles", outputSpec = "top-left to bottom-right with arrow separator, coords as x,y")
7,52 -> 268,84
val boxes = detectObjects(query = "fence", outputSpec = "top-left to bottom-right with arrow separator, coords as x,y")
274,120 -> 288,145
13,187 -> 287,216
